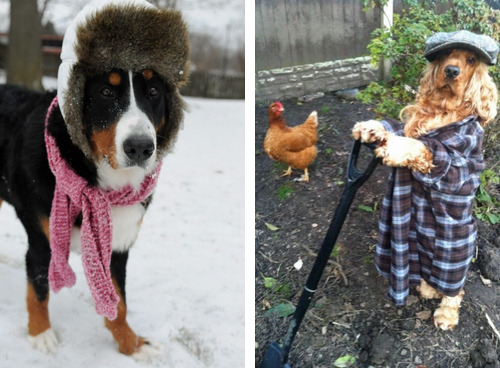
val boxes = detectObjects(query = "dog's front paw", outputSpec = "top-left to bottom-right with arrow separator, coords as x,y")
374,133 -> 397,164
352,120 -> 386,143
28,328 -> 58,353
375,135 -> 434,174
132,339 -> 163,362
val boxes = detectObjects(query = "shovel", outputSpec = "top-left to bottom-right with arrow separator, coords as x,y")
259,139 -> 380,368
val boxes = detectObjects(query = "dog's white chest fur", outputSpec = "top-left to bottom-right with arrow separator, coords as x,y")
70,203 -> 145,253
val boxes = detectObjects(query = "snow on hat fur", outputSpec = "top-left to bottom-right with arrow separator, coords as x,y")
57,0 -> 190,159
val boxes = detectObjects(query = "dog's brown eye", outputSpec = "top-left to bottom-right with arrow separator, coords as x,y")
467,57 -> 476,65
149,87 -> 159,97
100,87 -> 113,97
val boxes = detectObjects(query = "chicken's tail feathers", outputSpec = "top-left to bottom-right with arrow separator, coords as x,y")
306,111 -> 319,127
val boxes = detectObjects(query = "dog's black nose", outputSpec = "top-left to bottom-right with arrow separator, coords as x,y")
444,65 -> 460,79
123,136 -> 155,164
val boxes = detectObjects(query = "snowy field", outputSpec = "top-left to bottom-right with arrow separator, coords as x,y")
0,96 -> 245,367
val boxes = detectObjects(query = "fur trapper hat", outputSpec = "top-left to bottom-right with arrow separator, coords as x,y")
57,0 -> 190,159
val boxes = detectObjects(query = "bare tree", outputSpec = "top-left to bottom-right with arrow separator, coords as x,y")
39,0 -> 52,22
234,43 -> 244,74
7,0 -> 43,91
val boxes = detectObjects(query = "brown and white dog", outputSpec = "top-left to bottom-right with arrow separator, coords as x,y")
353,39 -> 497,330
0,0 -> 189,359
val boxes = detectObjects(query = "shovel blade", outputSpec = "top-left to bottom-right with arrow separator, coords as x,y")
259,342 -> 291,368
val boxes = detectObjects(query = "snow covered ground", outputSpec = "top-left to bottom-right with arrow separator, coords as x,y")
0,96 -> 245,367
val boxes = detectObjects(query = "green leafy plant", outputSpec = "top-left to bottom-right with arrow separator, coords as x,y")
273,162 -> 288,170
363,254 -> 374,264
330,244 -> 341,259
263,277 -> 278,289
263,276 -> 292,295
475,169 -> 500,224
276,184 -> 294,200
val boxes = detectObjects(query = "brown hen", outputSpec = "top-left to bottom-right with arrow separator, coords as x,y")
263,101 -> 318,182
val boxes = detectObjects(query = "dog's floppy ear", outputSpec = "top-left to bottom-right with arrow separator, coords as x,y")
464,62 -> 498,126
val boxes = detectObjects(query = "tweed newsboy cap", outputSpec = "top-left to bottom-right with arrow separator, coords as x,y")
424,30 -> 499,65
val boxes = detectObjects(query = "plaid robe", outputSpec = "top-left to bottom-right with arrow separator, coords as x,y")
375,116 -> 484,305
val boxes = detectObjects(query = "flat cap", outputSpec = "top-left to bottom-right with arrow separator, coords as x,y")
424,30 -> 499,65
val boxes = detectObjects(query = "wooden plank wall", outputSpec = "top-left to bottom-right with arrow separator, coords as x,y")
255,0 -> 381,71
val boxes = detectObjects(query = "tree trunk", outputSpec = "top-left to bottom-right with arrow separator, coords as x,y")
7,0 -> 43,91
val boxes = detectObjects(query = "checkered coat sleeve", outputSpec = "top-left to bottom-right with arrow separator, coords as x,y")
375,116 -> 485,305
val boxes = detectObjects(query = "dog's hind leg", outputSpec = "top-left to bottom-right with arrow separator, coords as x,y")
105,251 -> 161,360
417,279 -> 443,299
25,216 -> 57,352
433,289 -> 465,330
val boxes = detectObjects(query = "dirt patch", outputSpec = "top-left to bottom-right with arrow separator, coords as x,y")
255,92 -> 500,368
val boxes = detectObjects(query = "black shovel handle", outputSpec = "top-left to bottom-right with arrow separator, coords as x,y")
280,140 -> 380,363
347,139 -> 378,189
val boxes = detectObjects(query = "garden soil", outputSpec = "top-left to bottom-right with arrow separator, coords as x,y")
255,92 -> 500,368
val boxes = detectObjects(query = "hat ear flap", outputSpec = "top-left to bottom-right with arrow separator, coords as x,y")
155,82 -> 187,156
63,63 -> 95,158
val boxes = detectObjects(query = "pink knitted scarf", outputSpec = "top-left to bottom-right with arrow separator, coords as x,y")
44,97 -> 161,320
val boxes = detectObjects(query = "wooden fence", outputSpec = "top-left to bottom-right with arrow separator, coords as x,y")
255,0 -> 450,72
255,0 -> 381,71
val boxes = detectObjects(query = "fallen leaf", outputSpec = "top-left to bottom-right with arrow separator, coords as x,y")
358,205 -> 373,212
262,299 -> 271,310
265,302 -> 295,318
480,274 -> 492,286
333,354 -> 356,367
335,151 -> 349,156
416,310 -> 432,320
406,295 -> 419,306
265,222 -> 279,231
321,326 -> 327,335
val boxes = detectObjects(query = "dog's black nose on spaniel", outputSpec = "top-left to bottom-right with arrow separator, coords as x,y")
123,136 -> 155,164
445,65 -> 460,79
